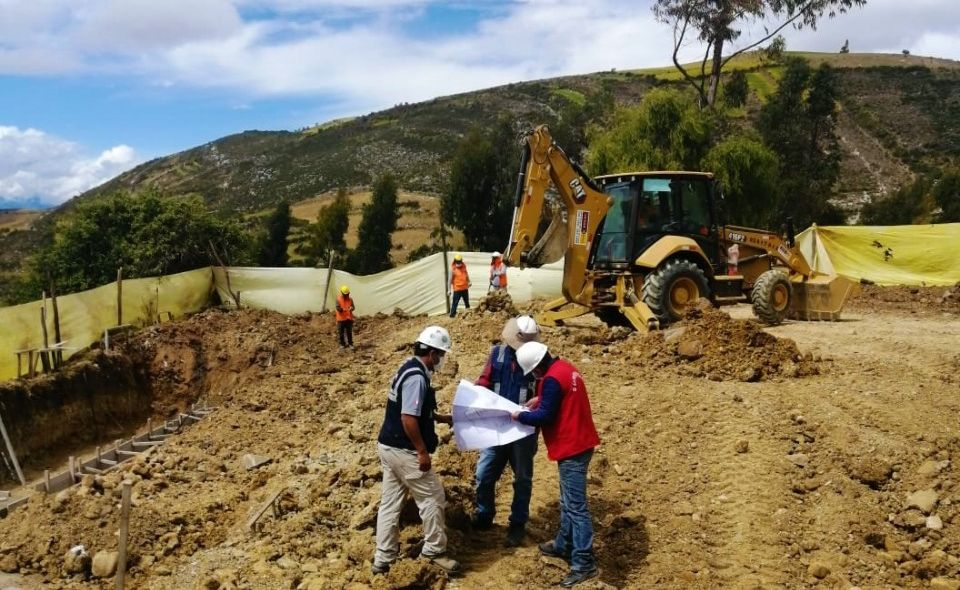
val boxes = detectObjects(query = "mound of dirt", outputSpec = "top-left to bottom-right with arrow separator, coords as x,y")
474,291 -> 518,315
626,303 -> 820,382
849,283 -> 960,315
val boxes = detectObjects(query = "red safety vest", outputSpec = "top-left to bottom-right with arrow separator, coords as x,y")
536,359 -> 600,461
335,294 -> 354,322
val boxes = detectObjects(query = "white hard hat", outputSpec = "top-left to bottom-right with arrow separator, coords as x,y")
491,251 -> 502,258
516,341 -> 548,375
501,315 -> 541,350
416,325 -> 452,353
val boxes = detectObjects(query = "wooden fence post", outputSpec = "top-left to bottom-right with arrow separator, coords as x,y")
116,480 -> 132,590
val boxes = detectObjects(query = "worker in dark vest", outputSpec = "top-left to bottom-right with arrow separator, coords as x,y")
373,326 -> 460,576
334,284 -> 356,349
471,315 -> 541,547
448,254 -> 472,317
512,341 -> 601,588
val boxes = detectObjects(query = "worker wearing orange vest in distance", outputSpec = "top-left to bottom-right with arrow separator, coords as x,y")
489,251 -> 507,293
448,254 -> 472,317
335,285 -> 356,349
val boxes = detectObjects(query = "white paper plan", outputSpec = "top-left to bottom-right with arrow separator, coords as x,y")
452,380 -> 535,451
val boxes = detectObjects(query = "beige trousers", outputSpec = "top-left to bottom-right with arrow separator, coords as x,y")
374,443 -> 447,566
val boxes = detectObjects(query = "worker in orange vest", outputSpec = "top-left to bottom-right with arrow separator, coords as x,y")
448,254 -> 471,317
335,285 -> 356,349
489,251 -> 507,293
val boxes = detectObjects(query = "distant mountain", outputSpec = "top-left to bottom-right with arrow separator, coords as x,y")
2,51 -> 959,281
0,197 -> 52,211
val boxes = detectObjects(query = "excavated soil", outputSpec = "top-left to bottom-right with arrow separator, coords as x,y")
848,282 -> 960,315
1,288 -> 959,589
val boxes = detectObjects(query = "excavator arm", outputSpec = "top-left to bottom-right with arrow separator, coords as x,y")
505,125 -> 610,306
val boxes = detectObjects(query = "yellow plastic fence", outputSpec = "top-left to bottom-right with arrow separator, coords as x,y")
797,223 -> 960,286
0,268 -> 214,382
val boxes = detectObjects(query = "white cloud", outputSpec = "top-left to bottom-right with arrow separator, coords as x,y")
0,126 -> 140,207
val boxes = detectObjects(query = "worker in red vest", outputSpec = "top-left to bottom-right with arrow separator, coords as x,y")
512,341 -> 600,588
335,284 -> 356,349
448,254 -> 471,317
489,251 -> 507,292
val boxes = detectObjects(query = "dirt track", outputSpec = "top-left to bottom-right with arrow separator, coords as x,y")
1,291 -> 959,589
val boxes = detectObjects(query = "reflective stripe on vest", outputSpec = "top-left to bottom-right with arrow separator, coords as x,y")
489,344 -> 530,405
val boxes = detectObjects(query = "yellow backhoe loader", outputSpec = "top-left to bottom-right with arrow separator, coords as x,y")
505,125 -> 858,331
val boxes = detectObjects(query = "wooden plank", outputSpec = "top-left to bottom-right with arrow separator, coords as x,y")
0,411 -> 26,485
100,458 -> 118,467
83,466 -> 104,475
131,441 -> 162,448
245,488 -> 286,532
116,450 -> 141,458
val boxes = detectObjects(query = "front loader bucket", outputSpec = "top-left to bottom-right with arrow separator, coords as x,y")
789,274 -> 860,321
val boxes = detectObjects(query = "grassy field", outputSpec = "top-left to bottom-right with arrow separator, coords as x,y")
286,189 -> 465,265
0,210 -> 44,234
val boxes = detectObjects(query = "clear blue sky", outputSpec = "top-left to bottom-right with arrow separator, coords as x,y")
1,0 -> 958,208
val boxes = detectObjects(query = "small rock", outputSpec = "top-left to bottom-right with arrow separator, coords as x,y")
677,340 -> 703,360
63,546 -> 91,576
738,368 -> 759,382
673,502 -> 695,516
905,489 -> 939,514
0,553 -> 17,573
613,464 -> 624,476
788,453 -> 809,467
917,459 -> 945,477
807,560 -> 831,579
927,515 -> 944,530
91,550 -> 118,578
931,577 -> 960,590
242,454 -> 272,471
735,440 -> 749,454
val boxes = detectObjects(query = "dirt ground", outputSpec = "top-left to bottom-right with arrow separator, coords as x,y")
1,287 -> 959,589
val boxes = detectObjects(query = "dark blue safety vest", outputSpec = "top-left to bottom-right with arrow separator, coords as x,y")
488,344 -> 533,405
377,357 -> 438,453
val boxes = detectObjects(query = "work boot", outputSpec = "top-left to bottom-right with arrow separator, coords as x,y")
538,540 -> 570,562
560,567 -> 598,588
504,523 -> 525,547
371,561 -> 391,575
422,553 -> 461,575
470,513 -> 493,531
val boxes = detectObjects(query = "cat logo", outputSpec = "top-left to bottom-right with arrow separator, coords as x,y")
569,178 -> 587,203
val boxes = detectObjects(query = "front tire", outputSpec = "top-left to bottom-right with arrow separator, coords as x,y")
641,259 -> 711,325
751,270 -> 793,325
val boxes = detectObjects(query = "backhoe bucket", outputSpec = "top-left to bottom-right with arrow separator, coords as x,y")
789,274 -> 859,321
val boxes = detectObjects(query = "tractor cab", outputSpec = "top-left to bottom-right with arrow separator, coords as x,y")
591,172 -> 723,271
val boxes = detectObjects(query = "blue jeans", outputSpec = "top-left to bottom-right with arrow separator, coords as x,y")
475,433 -> 538,526
554,449 -> 596,572
450,289 -> 470,317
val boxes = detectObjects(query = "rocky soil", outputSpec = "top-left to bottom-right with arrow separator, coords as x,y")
0,289 -> 958,589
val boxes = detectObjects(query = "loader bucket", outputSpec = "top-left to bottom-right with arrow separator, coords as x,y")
789,274 -> 860,321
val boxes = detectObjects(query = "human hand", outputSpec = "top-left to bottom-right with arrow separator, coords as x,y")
524,398 -> 539,409
417,450 -> 432,472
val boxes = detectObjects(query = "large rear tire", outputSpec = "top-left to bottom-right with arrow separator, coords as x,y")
751,270 -> 793,325
641,259 -> 711,326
